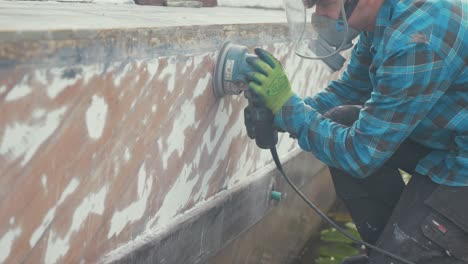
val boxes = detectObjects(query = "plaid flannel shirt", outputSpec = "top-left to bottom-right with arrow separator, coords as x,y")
275,0 -> 468,185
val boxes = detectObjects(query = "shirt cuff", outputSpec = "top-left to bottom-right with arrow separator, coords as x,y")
274,93 -> 317,138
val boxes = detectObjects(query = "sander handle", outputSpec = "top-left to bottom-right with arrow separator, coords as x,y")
243,90 -> 278,149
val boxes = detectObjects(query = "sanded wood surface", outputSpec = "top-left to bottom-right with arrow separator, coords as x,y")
0,16 -> 343,263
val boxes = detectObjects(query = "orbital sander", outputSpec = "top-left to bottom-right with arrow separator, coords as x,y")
213,42 -> 254,98
213,41 -> 278,149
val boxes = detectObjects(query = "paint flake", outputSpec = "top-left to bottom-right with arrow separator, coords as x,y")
113,63 -> 132,87
124,148 -> 131,162
146,59 -> 159,77
85,95 -> 108,140
47,68 -> 79,99
0,107 -> 67,165
45,185 -> 107,264
193,73 -> 210,97
30,178 -> 79,247
34,70 -> 47,85
159,58 -> 176,93
147,163 -> 197,228
5,80 -> 31,102
0,227 -> 22,263
160,102 -> 195,170
41,175 -> 48,190
108,163 -> 153,238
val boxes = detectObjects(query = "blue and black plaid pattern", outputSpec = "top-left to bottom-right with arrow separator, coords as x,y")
276,0 -> 468,185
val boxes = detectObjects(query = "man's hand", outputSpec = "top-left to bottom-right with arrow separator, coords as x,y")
245,48 -> 294,114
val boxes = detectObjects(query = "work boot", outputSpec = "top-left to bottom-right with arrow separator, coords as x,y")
341,255 -> 369,264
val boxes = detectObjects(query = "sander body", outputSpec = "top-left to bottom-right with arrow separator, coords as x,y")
213,41 -> 278,149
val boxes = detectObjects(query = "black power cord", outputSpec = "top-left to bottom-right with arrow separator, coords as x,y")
269,147 -> 416,264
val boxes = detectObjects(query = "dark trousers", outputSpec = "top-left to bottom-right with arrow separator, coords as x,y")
324,106 -> 468,264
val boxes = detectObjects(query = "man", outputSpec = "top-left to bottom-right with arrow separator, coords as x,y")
244,0 -> 467,263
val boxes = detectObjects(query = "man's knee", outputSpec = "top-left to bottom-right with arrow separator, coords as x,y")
323,105 -> 362,127
368,176 -> 468,264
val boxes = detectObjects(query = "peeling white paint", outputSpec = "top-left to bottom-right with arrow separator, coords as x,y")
113,157 -> 121,176
193,73 -> 210,97
196,101 -> 244,198
41,174 -> 48,190
156,138 -> 162,150
146,60 -> 159,77
0,227 -> 22,263
207,101 -> 230,154
159,58 -> 176,93
181,57 -> 193,74
81,64 -> 103,84
148,163 -> 197,228
32,108 -> 46,119
160,102 -> 196,170
193,52 -> 209,68
5,79 -> 31,102
9,217 -> 15,225
108,163 -> 153,238
30,178 -> 79,247
47,68 -> 78,99
113,63 -> 132,87
0,85 -> 6,95
0,106 -> 67,165
86,95 -> 108,140
227,100 -> 233,116
34,69 -> 47,85
124,148 -> 131,162
45,185 -> 108,264
151,104 -> 157,113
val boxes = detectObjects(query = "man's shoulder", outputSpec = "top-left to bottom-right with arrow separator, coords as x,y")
392,0 -> 466,24
382,0 -> 466,57
387,0 -> 440,43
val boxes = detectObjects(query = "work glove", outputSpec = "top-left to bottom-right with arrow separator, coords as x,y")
245,48 -> 294,114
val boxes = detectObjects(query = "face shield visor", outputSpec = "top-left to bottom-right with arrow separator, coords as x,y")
283,0 -> 361,72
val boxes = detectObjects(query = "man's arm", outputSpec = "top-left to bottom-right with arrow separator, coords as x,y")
304,33 -> 374,114
276,43 -> 450,178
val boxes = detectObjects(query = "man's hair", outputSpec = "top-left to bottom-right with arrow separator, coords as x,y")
304,0 -> 316,8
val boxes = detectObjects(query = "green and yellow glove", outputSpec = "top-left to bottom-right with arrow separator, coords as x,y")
245,48 -> 294,114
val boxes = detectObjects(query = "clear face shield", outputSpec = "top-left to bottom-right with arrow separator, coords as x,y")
283,0 -> 361,72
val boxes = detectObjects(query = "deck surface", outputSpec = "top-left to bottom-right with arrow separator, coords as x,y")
0,1 -> 286,32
